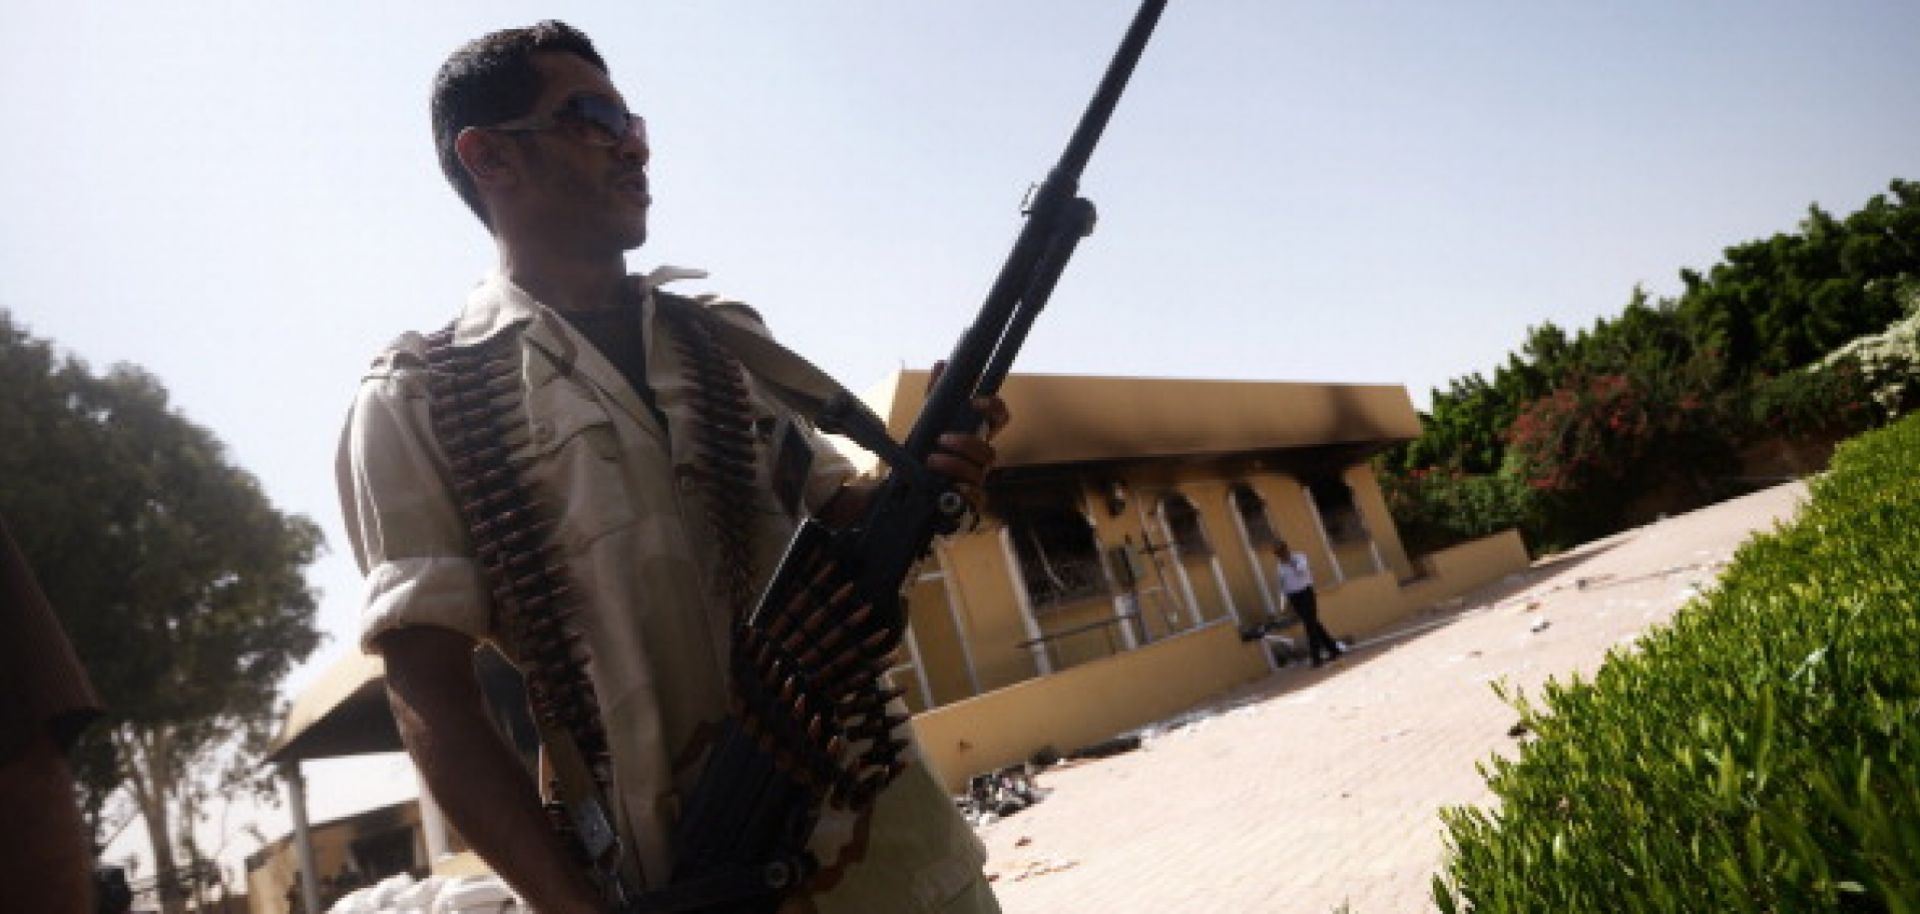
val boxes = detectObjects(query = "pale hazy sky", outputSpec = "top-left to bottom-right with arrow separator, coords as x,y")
3,0 -> 1915,880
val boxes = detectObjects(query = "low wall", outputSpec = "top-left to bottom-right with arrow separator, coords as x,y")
909,620 -> 1269,792
1276,529 -> 1530,645
1314,572 -> 1406,639
1409,529 -> 1530,604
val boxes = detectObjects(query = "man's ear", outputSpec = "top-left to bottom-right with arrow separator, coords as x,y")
454,128 -> 518,194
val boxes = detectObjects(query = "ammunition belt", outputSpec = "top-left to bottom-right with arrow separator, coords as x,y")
665,531 -> 915,912
419,325 -> 615,811
649,300 -> 912,812
655,295 -> 762,623
649,339 -> 911,903
421,300 -> 912,910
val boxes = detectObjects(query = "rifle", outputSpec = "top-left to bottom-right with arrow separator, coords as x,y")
610,1 -> 1170,909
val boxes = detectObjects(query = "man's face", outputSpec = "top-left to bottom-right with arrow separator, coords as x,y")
506,52 -> 651,253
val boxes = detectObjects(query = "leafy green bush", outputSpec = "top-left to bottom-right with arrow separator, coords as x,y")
1433,413 -> 1920,913
1743,355 -> 1881,440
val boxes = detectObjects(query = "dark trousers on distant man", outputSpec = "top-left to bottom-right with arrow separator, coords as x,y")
1286,586 -> 1343,665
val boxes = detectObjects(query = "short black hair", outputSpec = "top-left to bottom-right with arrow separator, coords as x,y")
430,20 -> 608,226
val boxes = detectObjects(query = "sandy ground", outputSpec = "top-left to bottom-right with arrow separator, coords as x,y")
973,482 -> 1810,914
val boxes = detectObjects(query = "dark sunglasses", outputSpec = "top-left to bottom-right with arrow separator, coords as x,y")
486,92 -> 647,148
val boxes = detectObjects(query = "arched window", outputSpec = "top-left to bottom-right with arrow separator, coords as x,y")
1007,502 -> 1109,613
1304,473 -> 1368,543
1229,483 -> 1276,546
1162,494 -> 1213,557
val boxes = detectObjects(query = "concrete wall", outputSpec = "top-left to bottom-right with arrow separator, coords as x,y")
937,529 -> 1034,691
1313,571 -> 1408,639
903,573 -> 965,711
905,528 -> 1531,792
907,462 -> 1431,696
909,621 -> 1270,792
1346,463 -> 1413,580
246,803 -> 424,914
1398,529 -> 1531,611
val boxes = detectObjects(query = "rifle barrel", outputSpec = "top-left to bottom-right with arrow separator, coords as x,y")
1055,0 -> 1170,185
901,0 -> 1168,462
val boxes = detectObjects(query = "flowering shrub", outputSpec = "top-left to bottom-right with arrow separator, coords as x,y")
1818,293 -> 1920,418
1503,372 -> 1706,493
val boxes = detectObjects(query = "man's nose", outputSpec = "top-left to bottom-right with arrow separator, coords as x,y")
616,128 -> 649,166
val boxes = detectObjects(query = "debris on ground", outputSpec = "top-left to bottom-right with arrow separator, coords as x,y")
955,763 -> 1051,826
1067,733 -> 1144,759
992,857 -> 1081,882
1239,618 -> 1306,665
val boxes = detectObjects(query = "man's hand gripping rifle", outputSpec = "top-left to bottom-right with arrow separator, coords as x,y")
603,2 -> 1169,910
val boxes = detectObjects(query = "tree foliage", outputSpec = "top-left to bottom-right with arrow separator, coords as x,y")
1382,179 -> 1920,552
0,310 -> 321,912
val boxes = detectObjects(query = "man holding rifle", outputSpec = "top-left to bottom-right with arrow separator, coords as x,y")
337,21 -> 1004,913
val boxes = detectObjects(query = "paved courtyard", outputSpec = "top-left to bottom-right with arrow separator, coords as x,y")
974,482 -> 1811,914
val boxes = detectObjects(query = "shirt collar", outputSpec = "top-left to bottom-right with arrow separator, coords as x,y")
452,272 -> 541,348
451,266 -> 712,349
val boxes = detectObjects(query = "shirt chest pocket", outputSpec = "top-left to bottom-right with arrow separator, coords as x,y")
523,378 -> 637,551
753,409 -> 816,521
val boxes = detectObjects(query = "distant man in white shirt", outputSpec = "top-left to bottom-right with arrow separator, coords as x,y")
1275,540 -> 1343,667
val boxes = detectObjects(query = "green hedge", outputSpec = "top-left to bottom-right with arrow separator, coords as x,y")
1434,413 -> 1920,913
